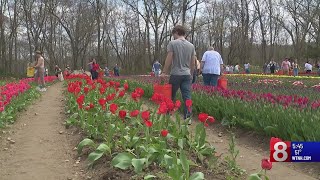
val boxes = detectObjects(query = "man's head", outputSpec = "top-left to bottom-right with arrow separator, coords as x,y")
35,50 -> 42,55
35,50 -> 42,58
172,25 -> 186,39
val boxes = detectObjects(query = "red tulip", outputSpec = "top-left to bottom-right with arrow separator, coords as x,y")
110,103 -> 118,114
207,116 -> 215,123
130,110 -> 140,117
145,120 -> 153,127
123,83 -> 129,90
185,99 -> 192,107
141,111 -> 150,120
118,90 -> 126,97
261,158 -> 272,170
185,99 -> 192,111
175,100 -> 181,109
131,92 -> 139,101
106,93 -> 116,102
84,86 -> 90,94
119,110 -> 127,119
98,98 -> 106,107
99,87 -> 106,94
157,102 -> 168,114
161,130 -> 168,137
198,113 -> 208,123
89,103 -> 94,109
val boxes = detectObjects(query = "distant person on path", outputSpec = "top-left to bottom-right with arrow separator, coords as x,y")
91,59 -> 100,80
293,60 -> 299,77
152,61 -> 162,77
244,63 -> 250,74
162,25 -> 195,123
114,64 -> 120,76
88,59 -> 94,79
234,63 -> 240,73
105,66 -> 109,76
200,46 -> 224,87
316,62 -> 320,76
305,61 -> 312,75
270,61 -> 276,74
263,63 -> 268,74
34,50 -> 46,92
192,58 -> 200,84
54,65 -> 61,77
282,58 -> 291,75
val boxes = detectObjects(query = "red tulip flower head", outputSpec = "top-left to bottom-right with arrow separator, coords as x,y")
145,120 -> 153,127
185,99 -> 192,112
130,110 -> 140,117
119,110 -> 127,119
161,130 -> 169,137
261,158 -> 272,170
109,103 -> 118,114
141,111 -> 150,120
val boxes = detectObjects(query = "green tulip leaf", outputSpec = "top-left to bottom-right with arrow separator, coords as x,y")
144,175 -> 157,179
132,158 -> 146,173
77,138 -> 95,154
190,172 -> 205,180
180,150 -> 189,178
111,152 -> 134,170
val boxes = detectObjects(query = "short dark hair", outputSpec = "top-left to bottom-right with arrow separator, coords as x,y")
172,25 -> 186,36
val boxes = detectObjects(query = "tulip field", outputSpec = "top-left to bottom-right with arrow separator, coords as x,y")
0,76 -> 56,128
109,74 -> 320,142
1,73 -> 319,179
65,75 -> 222,180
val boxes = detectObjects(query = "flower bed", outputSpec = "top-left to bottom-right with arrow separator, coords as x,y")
64,75 -> 237,180
0,76 -> 57,127
104,75 -> 320,141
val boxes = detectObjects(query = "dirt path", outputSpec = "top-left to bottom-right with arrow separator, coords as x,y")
0,83 -> 85,180
192,123 -> 319,180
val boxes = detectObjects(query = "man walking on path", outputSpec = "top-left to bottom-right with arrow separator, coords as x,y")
152,61 -> 162,77
162,25 -> 196,124
34,50 -> 46,92
114,64 -> 120,76
200,46 -> 224,87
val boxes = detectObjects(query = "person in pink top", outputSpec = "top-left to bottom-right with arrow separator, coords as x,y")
281,58 -> 291,75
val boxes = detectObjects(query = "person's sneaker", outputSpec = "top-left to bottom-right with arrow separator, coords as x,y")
36,87 -> 41,91
40,88 -> 47,92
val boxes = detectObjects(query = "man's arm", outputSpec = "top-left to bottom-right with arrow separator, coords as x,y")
162,52 -> 173,75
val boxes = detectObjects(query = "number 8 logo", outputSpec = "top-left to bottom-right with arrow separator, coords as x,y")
273,142 -> 288,162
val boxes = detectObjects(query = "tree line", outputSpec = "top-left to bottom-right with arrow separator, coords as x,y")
0,0 -> 319,75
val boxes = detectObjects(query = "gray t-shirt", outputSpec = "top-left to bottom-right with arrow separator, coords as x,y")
167,39 -> 195,76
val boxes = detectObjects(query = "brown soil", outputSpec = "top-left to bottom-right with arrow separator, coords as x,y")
0,82 -> 319,180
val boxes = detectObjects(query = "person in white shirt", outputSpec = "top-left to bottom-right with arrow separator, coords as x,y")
244,63 -> 250,74
200,46 -> 224,87
234,64 -> 240,73
305,61 -> 312,74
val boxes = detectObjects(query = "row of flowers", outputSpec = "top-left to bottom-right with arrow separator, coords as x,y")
107,75 -> 319,110
0,76 -> 57,127
103,75 -> 320,141
0,76 -> 57,113
65,75 -> 227,179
